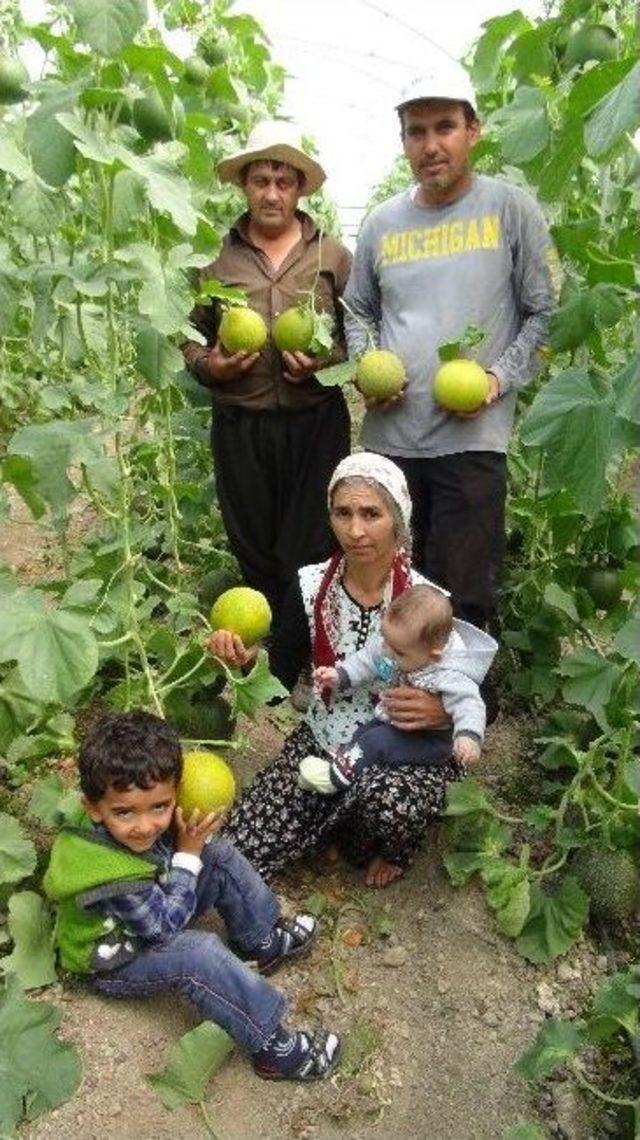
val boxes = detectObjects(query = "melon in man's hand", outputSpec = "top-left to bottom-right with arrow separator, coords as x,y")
355,349 -> 405,401
433,359 -> 490,413
210,586 -> 272,646
177,750 -> 236,816
219,307 -> 267,353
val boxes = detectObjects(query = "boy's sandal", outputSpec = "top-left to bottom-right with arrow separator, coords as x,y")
257,914 -> 318,975
254,1030 -> 341,1082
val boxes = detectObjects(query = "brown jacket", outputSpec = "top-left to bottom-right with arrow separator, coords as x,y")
182,211 -> 352,411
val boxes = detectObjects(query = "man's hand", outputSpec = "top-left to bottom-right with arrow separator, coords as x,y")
356,381 -> 407,412
380,686 -> 450,731
206,629 -> 258,670
174,806 -> 226,857
453,735 -> 481,766
203,341 -> 260,384
281,350 -> 322,383
453,372 -> 500,419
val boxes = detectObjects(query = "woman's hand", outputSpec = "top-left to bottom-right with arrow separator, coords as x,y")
206,629 -> 258,670
380,686 -> 450,731
174,806 -> 226,857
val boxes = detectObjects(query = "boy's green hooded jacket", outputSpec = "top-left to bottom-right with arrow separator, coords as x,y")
44,826 -> 158,974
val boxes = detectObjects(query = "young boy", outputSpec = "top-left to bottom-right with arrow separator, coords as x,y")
44,710 -> 340,1081
298,584 -> 497,794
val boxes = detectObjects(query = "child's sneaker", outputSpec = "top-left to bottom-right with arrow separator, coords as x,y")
246,914 -> 318,975
253,1026 -> 340,1081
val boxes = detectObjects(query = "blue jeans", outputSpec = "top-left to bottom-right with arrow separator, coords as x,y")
92,839 -> 285,1053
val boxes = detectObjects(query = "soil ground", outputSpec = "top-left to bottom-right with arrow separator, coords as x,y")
23,711 -> 602,1140
0,496 -> 610,1140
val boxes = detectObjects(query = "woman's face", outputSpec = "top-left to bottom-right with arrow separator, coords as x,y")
330,480 -> 397,567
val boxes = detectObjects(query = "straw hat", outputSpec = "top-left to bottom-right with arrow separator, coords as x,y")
218,119 -> 326,195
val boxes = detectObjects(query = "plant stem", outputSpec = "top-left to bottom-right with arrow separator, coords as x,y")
571,1060 -> 637,1108
339,296 -> 376,353
157,652 -> 208,697
198,1099 -> 219,1138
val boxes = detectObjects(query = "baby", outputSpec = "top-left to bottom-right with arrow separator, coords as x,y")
298,584 -> 497,795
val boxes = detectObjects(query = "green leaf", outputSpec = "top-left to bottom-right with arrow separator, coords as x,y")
316,360 -> 354,388
585,61 -> 640,158
503,1125 -> 547,1140
622,759 -> 640,798
25,86 -> 80,188
471,11 -> 530,91
558,649 -> 621,728
68,0 -> 147,56
115,146 -> 197,236
56,112 -> 118,165
7,418 -> 103,517
28,775 -> 83,828
0,813 -> 37,885
1,892 -> 56,990
515,1018 -> 584,1082
536,119 -> 585,203
488,87 -> 549,163
116,244 -> 193,334
230,651 -> 288,719
309,310 -> 335,359
614,617 -> 640,664
135,323 -> 184,387
443,777 -> 492,816
443,849 -> 491,885
0,134 -> 32,180
11,178 -> 63,238
482,861 -> 531,937
543,582 -> 579,623
0,594 -> 99,704
588,971 -> 639,1042
516,878 -> 588,963
520,369 -> 615,517
146,1021 -> 234,1109
0,974 -> 81,1129
549,291 -> 596,353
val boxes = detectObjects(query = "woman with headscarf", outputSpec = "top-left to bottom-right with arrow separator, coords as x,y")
209,453 -> 462,887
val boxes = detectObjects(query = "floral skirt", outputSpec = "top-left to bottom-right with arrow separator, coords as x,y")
225,722 -> 462,882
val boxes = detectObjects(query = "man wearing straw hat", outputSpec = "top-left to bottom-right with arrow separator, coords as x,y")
183,121 -> 352,620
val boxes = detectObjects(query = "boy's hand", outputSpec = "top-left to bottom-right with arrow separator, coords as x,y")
453,736 -> 481,766
174,806 -> 226,857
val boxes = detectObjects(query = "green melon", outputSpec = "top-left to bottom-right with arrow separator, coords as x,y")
571,846 -> 640,925
177,750 -> 236,816
0,55 -> 28,104
355,349 -> 405,401
210,586 -> 272,646
273,307 -> 315,353
219,307 -> 268,354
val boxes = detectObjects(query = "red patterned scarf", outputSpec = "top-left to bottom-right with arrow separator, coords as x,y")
312,550 -> 412,672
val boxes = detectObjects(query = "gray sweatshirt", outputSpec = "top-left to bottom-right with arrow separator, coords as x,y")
343,174 -> 559,458
337,619 -> 498,741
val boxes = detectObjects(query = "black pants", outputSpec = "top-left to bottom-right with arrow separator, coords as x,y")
212,396 -> 350,618
388,451 -> 507,632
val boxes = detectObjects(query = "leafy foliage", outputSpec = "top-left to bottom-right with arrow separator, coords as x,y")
146,1020 -> 234,1109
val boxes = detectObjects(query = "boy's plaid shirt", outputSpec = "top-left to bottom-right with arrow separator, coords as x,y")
88,830 -> 199,941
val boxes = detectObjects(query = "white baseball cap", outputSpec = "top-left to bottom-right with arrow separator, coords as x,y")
218,120 -> 326,195
396,60 -> 477,114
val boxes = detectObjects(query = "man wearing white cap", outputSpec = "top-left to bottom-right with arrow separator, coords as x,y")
183,121 -> 352,617
343,61 -> 558,711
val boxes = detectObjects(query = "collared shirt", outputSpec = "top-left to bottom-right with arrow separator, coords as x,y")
182,211 -> 352,411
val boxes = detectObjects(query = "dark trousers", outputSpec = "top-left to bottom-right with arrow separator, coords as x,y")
212,395 -> 350,618
387,451 -> 507,632
341,717 -> 453,779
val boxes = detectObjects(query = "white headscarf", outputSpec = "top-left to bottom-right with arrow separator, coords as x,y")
328,451 -> 413,538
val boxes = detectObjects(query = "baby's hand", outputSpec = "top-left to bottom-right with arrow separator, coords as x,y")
453,736 -> 481,766
174,806 -> 226,857
314,666 -> 339,693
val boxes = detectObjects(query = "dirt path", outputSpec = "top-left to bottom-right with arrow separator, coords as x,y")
25,712 -> 597,1140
